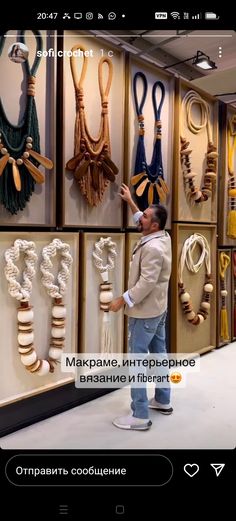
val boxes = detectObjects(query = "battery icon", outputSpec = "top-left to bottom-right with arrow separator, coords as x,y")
205,12 -> 220,20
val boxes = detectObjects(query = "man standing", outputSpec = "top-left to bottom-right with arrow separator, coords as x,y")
109,183 -> 172,431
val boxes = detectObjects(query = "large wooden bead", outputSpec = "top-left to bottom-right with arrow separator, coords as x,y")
20,350 -> 37,366
197,314 -> 204,324
18,332 -> 34,346
52,305 -> 66,319
17,309 -> 34,323
99,290 -> 113,304
51,327 -> 66,338
180,292 -> 190,303
49,347 -> 62,360
200,301 -> 210,310
204,283 -> 213,293
186,310 -> 195,320
37,360 -> 50,376
220,290 -> 228,296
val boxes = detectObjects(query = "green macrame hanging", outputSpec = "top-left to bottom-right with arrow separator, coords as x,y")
0,31 -> 53,214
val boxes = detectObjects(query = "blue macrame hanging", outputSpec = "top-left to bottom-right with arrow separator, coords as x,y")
131,71 -> 169,211
0,31 -> 53,214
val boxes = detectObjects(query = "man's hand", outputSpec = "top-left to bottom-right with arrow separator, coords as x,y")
109,296 -> 125,312
119,183 -> 133,204
119,183 -> 139,214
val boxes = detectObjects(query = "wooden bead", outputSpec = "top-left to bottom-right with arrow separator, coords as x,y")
51,327 -> 66,338
204,283 -> 213,293
20,350 -> 37,366
197,314 -> 204,324
18,309 -> 34,323
36,360 -> 50,375
186,310 -> 195,320
220,290 -> 228,296
18,332 -> 34,346
200,301 -> 210,310
52,305 -> 66,319
99,290 -> 113,303
180,292 -> 190,303
49,347 -> 62,360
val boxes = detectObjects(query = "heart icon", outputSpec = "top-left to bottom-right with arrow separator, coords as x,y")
183,463 -> 199,477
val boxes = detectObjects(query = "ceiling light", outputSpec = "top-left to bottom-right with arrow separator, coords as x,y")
163,50 -> 217,71
192,51 -> 217,70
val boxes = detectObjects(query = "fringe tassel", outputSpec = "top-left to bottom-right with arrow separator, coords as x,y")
220,308 -> 229,341
100,312 -> 113,353
227,210 -> 236,238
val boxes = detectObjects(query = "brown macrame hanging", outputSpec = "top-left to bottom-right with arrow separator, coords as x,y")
66,45 -> 118,206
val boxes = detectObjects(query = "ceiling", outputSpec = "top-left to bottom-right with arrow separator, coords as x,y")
94,29 -> 236,106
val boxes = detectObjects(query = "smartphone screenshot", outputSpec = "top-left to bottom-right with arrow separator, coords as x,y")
0,7 -> 235,517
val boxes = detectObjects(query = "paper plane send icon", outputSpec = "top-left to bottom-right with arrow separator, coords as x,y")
210,463 -> 225,477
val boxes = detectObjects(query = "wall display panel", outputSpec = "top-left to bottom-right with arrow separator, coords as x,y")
0,31 -> 56,226
231,249 -> 236,340
171,224 -> 216,354
218,105 -> 236,246
81,233 -> 125,353
126,58 -> 174,229
217,249 -> 231,347
173,79 -> 218,223
0,232 -> 79,407
63,32 -> 124,227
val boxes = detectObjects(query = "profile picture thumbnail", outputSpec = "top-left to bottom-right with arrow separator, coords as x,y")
8,42 -> 29,63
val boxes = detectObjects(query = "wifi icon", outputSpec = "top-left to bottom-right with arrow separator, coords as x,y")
171,11 -> 180,19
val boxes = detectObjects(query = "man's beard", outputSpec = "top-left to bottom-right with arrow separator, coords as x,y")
137,221 -> 143,232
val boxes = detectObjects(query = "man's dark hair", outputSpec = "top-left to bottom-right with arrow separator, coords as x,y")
149,204 -> 168,230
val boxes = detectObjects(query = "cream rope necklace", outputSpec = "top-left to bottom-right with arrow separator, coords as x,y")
227,115 -> 236,237
92,237 -> 117,353
4,239 -> 72,376
178,233 -> 213,325
180,90 -> 218,204
219,251 -> 230,341
40,238 -> 73,364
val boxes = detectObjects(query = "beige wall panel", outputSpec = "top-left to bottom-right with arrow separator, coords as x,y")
126,58 -> 174,229
81,233 -> 125,353
218,105 -> 236,246
173,80 -> 218,223
171,224 -> 216,354
217,249 -> 232,347
0,232 -> 79,406
0,30 -> 56,225
63,32 -> 124,226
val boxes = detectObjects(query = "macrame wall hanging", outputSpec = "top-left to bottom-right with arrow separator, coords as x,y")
178,233 -> 213,325
40,238 -> 73,364
66,45 -> 118,206
4,239 -> 72,376
92,237 -> 117,353
0,31 -> 53,214
233,251 -> 236,337
131,72 -> 169,211
180,90 -> 218,205
219,251 -> 230,341
227,115 -> 236,238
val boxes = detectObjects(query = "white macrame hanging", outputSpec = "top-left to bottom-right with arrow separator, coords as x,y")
4,239 -> 51,375
40,238 -> 73,364
92,237 -> 117,353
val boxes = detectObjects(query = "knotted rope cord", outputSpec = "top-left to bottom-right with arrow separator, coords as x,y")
180,90 -> 218,205
66,45 -> 118,206
178,233 -> 213,326
0,31 -> 53,214
92,237 -> 117,353
131,72 -> 169,211
40,238 -> 73,365
227,115 -> 236,238
4,239 -> 53,376
219,251 -> 230,341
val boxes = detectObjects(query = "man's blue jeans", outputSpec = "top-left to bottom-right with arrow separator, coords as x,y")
128,311 -> 170,419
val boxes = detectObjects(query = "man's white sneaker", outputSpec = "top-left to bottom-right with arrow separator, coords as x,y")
113,415 -> 152,430
148,399 -> 173,415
